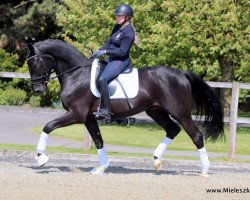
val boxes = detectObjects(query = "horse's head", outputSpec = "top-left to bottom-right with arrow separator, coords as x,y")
26,43 -> 55,94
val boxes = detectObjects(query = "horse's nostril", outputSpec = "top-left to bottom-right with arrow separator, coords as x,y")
34,88 -> 43,95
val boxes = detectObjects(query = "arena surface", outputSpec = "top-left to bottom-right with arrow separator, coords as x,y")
1,150 -> 249,200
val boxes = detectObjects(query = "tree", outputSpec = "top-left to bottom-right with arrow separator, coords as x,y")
0,0 -> 62,107
57,0 -> 250,114
0,0 -> 61,63
144,0 -> 250,114
57,0 -> 249,81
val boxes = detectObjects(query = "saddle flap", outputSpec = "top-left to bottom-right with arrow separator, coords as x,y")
90,59 -> 139,99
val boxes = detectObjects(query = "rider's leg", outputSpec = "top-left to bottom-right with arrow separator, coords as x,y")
98,76 -> 111,114
94,58 -> 130,120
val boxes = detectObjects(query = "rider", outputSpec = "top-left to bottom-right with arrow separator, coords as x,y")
91,4 -> 136,121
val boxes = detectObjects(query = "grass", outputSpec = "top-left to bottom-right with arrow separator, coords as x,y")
32,124 -> 250,156
238,110 -> 250,118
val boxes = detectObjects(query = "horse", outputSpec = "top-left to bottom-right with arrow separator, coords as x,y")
26,39 -> 224,177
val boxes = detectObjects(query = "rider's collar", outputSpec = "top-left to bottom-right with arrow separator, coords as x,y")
119,21 -> 130,31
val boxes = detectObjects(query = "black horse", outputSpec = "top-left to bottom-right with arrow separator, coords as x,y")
26,39 -> 224,177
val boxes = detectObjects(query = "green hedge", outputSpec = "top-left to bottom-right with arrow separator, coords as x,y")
0,87 -> 26,106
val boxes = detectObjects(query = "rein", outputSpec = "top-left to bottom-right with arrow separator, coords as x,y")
27,54 -> 91,85
49,63 -> 91,80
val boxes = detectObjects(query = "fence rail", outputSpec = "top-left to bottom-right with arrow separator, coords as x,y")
0,72 -> 30,79
1,71 -> 250,159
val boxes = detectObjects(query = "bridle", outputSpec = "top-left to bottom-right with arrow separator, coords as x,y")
27,54 -> 51,86
27,53 -> 92,86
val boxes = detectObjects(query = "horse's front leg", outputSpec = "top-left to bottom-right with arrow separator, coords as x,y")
35,110 -> 79,166
85,116 -> 109,175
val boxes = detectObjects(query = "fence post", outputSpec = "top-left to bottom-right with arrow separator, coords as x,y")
228,82 -> 240,159
83,129 -> 92,150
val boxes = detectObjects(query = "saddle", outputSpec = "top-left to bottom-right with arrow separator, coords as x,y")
90,59 -> 139,99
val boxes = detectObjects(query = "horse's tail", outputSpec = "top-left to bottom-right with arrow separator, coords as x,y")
184,71 -> 224,141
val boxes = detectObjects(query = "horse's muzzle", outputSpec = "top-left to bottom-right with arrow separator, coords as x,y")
32,85 -> 47,95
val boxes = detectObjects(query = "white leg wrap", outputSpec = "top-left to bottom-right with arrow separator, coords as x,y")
98,148 -> 109,167
37,131 -> 48,154
91,148 -> 109,175
198,147 -> 210,173
154,137 -> 172,159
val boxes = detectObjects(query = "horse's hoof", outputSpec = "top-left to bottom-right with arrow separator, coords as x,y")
35,154 -> 49,167
154,159 -> 162,172
200,172 -> 209,179
90,166 -> 107,175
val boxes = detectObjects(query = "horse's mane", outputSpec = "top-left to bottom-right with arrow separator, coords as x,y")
34,39 -> 90,65
35,39 -> 77,51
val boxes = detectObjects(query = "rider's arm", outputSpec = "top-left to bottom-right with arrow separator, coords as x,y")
106,35 -> 134,57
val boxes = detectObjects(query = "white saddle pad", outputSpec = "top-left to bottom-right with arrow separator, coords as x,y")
90,59 -> 139,99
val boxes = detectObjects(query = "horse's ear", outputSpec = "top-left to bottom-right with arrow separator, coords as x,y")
25,36 -> 36,43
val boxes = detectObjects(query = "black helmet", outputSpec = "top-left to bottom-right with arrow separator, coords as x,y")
113,4 -> 133,17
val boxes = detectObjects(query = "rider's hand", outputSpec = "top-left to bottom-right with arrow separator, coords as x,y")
90,50 -> 106,59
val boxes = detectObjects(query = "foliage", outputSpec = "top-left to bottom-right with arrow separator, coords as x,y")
47,80 -> 61,105
0,48 -> 19,90
29,95 -> 41,107
56,0 -> 116,56
0,0 -> 60,68
57,0 -> 250,82
13,0 -> 61,40
0,87 -> 26,106
0,0 -> 62,106
239,89 -> 250,102
0,48 -> 17,72
55,0 -> 249,111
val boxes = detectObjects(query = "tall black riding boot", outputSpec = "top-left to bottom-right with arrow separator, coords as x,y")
94,78 -> 112,121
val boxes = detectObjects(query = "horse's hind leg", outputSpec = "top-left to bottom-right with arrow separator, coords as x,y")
146,109 -> 181,171
84,116 -> 109,175
179,116 -> 210,178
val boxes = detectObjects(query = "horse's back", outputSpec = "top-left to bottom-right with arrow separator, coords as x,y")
138,66 -> 191,91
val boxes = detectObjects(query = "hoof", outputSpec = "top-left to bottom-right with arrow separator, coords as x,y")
35,154 -> 49,167
90,166 -> 107,175
200,172 -> 209,179
154,159 -> 162,172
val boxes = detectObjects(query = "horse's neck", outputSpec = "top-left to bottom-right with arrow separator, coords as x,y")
58,66 -> 91,100
38,41 -> 91,91
55,59 -> 92,82
51,52 -> 91,80
40,41 -> 89,73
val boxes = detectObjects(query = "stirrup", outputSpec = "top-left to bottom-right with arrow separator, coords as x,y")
93,108 -> 112,121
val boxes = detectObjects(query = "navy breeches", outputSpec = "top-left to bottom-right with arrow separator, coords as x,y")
98,58 -> 131,85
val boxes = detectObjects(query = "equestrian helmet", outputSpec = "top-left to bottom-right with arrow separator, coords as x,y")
113,4 -> 133,17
